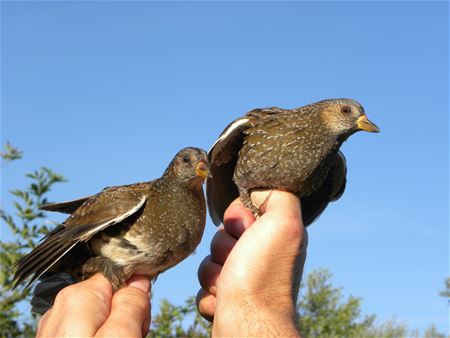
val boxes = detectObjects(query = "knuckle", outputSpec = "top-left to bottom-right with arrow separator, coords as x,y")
269,213 -> 303,238
196,290 -> 215,322
115,289 -> 149,312
53,284 -> 78,305
211,230 -> 235,258
197,255 -> 212,278
197,261 -> 220,294
101,321 -> 138,337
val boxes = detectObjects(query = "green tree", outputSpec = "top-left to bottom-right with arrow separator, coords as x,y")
0,142 -> 23,164
365,319 -> 410,338
423,324 -> 446,338
150,296 -> 210,338
0,144 -> 66,337
297,268 -> 375,338
440,277 -> 450,303
297,269 -> 447,338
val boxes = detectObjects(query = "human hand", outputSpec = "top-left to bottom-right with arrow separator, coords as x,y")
197,190 -> 307,337
36,273 -> 151,337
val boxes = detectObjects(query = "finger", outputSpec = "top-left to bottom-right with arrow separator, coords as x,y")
96,275 -> 151,337
142,310 -> 151,338
292,229 -> 309,302
223,198 -> 256,238
196,288 -> 215,322
198,255 -> 222,295
256,190 -> 305,260
37,273 -> 113,337
127,274 -> 151,293
259,190 -> 302,219
36,308 -> 53,337
210,227 -> 237,264
256,190 -> 303,239
127,275 -> 152,337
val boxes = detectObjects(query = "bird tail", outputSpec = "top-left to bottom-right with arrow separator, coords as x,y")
12,225 -> 78,290
30,272 -> 77,315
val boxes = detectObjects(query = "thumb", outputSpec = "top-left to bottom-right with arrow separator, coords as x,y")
259,190 -> 302,221
96,275 -> 151,337
250,190 -> 303,248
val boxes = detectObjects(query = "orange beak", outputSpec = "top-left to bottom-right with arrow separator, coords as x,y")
195,161 -> 211,179
357,115 -> 380,133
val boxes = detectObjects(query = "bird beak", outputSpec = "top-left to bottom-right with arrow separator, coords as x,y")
356,115 -> 380,133
195,161 -> 211,179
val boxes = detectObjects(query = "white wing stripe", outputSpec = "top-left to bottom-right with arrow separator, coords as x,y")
79,195 -> 147,241
209,118 -> 250,153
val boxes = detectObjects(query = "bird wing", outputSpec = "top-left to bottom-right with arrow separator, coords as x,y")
13,188 -> 146,289
62,188 -> 147,241
207,107 -> 298,226
300,151 -> 347,225
207,115 -> 254,226
245,107 -> 285,119
329,151 -> 347,201
40,196 -> 91,214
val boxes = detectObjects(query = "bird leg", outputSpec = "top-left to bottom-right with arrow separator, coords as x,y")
239,188 -> 262,218
250,189 -> 273,213
82,256 -> 133,291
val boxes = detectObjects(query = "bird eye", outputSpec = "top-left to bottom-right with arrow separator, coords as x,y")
341,106 -> 352,114
182,156 -> 190,163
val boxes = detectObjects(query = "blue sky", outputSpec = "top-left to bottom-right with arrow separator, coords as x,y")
1,1 -> 448,334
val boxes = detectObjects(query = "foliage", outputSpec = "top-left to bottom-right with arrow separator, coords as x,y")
0,144 -> 66,338
440,277 -> 450,303
423,324 -> 446,338
149,296 -> 210,338
0,142 -> 23,164
297,268 -> 375,338
297,269 -> 447,338
364,319 -> 410,338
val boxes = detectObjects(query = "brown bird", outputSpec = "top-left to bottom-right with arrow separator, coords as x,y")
207,98 -> 379,226
13,147 -> 210,312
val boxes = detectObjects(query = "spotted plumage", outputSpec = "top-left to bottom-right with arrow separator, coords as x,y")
13,147 -> 210,313
207,98 -> 379,225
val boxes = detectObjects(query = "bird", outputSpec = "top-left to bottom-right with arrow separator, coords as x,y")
13,147 -> 210,313
207,98 -> 379,226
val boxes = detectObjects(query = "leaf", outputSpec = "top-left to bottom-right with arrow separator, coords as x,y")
0,142 -> 23,162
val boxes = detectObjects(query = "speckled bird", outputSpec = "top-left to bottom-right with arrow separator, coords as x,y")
207,98 -> 379,226
13,147 -> 210,312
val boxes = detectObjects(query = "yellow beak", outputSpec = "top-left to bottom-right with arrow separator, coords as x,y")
357,115 -> 380,133
195,161 -> 211,179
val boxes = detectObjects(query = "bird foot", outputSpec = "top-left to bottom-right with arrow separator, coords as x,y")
82,256 -> 131,291
240,189 -> 274,218
250,189 -> 273,213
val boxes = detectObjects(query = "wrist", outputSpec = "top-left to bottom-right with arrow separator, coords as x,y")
213,293 -> 299,337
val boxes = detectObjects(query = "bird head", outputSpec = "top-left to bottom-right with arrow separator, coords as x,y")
320,99 -> 380,138
168,147 -> 211,185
